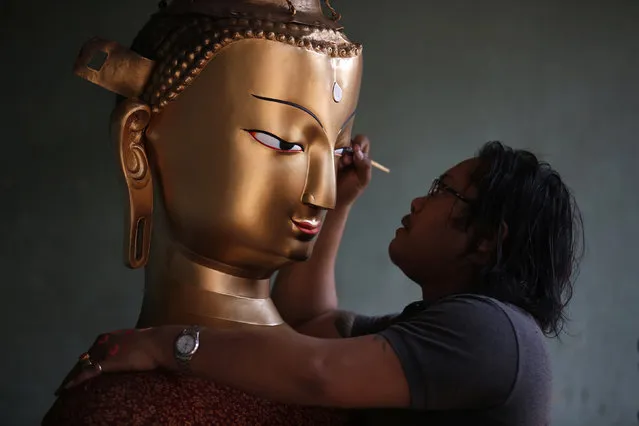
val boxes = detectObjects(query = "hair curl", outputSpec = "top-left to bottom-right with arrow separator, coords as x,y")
466,141 -> 584,338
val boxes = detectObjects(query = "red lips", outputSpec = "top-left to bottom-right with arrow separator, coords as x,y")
292,218 -> 321,235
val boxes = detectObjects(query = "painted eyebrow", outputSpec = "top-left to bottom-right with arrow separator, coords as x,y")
339,110 -> 356,134
252,94 -> 324,129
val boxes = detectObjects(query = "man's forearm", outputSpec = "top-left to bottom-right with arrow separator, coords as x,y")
159,325 -> 329,405
155,323 -> 410,409
272,206 -> 351,327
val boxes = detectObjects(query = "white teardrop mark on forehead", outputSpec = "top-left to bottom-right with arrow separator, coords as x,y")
332,81 -> 343,103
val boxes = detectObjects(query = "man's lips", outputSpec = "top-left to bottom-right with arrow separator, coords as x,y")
292,218 -> 321,235
401,215 -> 410,230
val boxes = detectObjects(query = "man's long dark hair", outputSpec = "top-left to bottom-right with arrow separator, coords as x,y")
466,142 -> 584,338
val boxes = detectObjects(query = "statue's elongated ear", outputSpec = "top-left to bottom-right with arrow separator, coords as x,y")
73,37 -> 157,268
111,99 -> 153,269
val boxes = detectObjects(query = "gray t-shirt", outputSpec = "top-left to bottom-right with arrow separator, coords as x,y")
349,294 -> 551,426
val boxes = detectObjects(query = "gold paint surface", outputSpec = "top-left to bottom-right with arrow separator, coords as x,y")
138,234 -> 284,327
145,39 -> 363,279
164,0 -> 343,30
167,284 -> 284,326
71,2 -> 365,327
169,248 -> 272,299
111,100 -> 154,268
73,38 -> 154,98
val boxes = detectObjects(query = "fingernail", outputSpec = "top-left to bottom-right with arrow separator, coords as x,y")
355,150 -> 364,160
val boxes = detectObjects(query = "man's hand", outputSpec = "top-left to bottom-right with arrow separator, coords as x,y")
335,134 -> 372,210
55,327 -> 170,394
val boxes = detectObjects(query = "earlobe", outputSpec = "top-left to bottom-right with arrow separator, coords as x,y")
481,221 -> 509,251
472,221 -> 509,265
111,99 -> 153,269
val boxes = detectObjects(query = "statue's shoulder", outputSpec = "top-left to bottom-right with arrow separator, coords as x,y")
42,371 -> 348,425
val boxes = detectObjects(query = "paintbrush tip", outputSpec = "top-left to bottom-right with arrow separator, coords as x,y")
371,160 -> 390,173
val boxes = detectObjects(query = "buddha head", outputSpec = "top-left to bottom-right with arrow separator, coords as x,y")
74,0 -> 363,278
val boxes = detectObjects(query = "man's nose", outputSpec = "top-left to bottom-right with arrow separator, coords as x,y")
410,196 -> 426,213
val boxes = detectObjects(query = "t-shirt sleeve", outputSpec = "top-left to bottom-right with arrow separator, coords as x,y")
378,295 -> 519,411
350,313 -> 399,337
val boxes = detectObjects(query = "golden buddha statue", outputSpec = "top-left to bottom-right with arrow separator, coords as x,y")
42,0 -> 363,424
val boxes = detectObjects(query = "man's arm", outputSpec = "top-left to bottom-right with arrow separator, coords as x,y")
272,136 -> 373,338
271,206 -> 353,338
296,309 -> 399,338
271,202 -> 396,339
159,324 -> 411,408
72,296 -> 515,411
184,294 -> 512,410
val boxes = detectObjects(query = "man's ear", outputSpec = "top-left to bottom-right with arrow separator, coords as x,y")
469,221 -> 509,266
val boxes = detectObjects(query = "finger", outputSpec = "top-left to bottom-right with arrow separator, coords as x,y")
87,342 -> 109,362
336,153 -> 353,173
352,134 -> 370,155
340,153 -> 353,168
54,363 -> 83,396
108,343 -> 121,357
352,144 -> 368,163
96,333 -> 110,345
64,367 -> 102,390
112,328 -> 136,335
352,145 -> 372,183
56,339 -> 116,394
54,346 -> 102,395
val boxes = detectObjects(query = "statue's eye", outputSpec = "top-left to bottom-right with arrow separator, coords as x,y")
247,130 -> 303,152
334,147 -> 352,156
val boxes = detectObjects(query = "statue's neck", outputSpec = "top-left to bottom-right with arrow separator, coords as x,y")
137,237 -> 283,329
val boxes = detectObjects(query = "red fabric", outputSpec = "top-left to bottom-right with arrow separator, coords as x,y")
42,370 -> 349,425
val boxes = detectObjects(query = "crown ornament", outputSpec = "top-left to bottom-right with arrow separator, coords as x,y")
72,0 -> 357,103
157,0 -> 343,29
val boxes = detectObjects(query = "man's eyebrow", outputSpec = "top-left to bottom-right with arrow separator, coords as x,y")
439,173 -> 456,186
252,94 -> 323,129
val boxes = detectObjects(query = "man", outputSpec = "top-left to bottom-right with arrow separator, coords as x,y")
61,135 -> 583,425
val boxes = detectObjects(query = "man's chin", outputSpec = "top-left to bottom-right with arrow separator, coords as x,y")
387,238 -> 400,266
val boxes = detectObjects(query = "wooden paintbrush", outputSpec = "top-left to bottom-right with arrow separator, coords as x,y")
343,147 -> 390,173
371,160 -> 390,173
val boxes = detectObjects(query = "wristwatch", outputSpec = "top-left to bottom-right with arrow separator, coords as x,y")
173,325 -> 201,372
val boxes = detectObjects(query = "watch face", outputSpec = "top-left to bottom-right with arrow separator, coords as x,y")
176,334 -> 196,355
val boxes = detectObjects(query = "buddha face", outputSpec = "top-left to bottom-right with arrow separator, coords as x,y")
145,39 -> 363,276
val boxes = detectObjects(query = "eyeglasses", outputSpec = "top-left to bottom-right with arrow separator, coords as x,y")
428,177 -> 471,203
